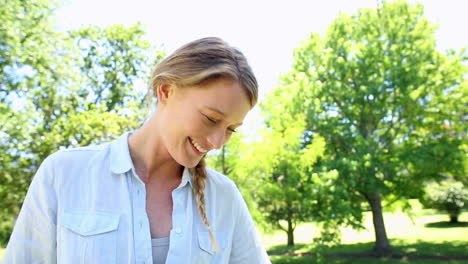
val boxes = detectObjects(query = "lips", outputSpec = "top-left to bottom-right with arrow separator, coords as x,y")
189,137 -> 208,156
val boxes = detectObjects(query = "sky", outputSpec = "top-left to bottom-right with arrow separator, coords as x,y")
55,0 -> 468,130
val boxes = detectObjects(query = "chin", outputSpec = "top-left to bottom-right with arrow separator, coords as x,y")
182,159 -> 201,169
175,154 -> 202,169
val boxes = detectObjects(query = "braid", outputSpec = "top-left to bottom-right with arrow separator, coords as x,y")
189,158 -> 220,252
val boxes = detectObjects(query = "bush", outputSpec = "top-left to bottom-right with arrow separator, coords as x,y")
422,180 -> 468,223
0,217 -> 14,247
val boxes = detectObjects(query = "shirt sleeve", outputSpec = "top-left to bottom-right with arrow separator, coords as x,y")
229,187 -> 271,264
2,154 -> 58,264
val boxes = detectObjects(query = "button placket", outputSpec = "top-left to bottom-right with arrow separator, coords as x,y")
129,171 -> 151,263
166,183 -> 191,263
171,190 -> 185,238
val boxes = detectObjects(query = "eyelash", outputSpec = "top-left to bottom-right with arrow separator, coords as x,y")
204,115 -> 236,133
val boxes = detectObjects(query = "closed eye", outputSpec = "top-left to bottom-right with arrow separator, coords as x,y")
204,115 -> 217,124
202,113 -> 237,133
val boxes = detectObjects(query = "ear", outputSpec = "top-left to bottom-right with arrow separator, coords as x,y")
156,83 -> 174,105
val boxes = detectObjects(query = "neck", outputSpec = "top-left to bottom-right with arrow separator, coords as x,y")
128,115 -> 183,184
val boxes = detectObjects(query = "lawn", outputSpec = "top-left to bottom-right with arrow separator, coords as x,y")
263,204 -> 468,264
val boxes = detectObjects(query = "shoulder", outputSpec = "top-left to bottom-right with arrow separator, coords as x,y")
42,142 -> 112,175
204,167 -> 243,201
205,167 -> 237,189
56,142 -> 110,159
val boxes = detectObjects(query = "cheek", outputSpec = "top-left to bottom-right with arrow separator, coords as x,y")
165,102 -> 208,140
177,113 -> 207,140
187,120 -> 207,138
161,111 -> 187,147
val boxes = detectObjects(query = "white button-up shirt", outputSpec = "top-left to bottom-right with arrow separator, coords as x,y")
3,133 -> 271,264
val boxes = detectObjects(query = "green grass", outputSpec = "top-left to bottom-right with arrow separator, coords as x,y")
263,205 -> 468,264
268,239 -> 468,255
262,211 -> 468,247
269,239 -> 468,263
270,256 -> 468,264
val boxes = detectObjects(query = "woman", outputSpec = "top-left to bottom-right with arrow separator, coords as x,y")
3,37 -> 271,263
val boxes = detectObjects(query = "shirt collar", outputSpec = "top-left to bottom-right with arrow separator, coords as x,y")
180,167 -> 193,188
110,132 -> 133,174
110,132 -> 193,189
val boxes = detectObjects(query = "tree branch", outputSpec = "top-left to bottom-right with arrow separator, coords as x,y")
277,221 -> 287,232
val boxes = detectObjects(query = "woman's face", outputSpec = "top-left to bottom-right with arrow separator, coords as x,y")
158,78 -> 252,168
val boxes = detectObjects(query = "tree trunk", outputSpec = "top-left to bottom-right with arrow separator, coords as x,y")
365,192 -> 391,253
287,216 -> 294,246
449,210 -> 459,223
221,145 -> 227,175
450,215 -> 458,223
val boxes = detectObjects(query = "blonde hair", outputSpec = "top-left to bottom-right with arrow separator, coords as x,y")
149,37 -> 258,252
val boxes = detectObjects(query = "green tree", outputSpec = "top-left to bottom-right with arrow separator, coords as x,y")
282,0 -> 467,252
256,122 -> 326,246
0,0 -> 159,245
0,0 -> 65,98
206,133 -> 242,176
31,23 -> 156,161
206,133 -> 269,231
422,180 -> 468,223
206,116 -> 330,247
245,93 -> 333,246
255,79 -> 367,247
0,103 -> 37,244
70,24 -> 153,109
0,0 -> 67,245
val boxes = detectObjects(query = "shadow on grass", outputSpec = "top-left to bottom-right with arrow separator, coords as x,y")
424,221 -> 468,228
268,239 -> 468,260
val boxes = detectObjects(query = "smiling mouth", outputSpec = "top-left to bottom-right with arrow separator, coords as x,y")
189,137 -> 208,155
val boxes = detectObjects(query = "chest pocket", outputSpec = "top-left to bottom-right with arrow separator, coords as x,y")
196,230 -> 229,264
58,210 -> 120,264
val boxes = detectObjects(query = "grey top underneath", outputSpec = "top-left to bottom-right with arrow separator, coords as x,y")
151,237 -> 170,264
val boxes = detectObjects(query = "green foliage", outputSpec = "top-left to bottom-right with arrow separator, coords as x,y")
422,181 -> 468,222
206,133 -> 242,176
0,0 -> 63,96
0,0 -> 159,246
70,23 -> 153,109
0,0 -> 63,246
280,0 -> 467,251
208,94 -> 337,246
266,209 -> 468,263
251,85 -> 342,246
206,133 -> 269,230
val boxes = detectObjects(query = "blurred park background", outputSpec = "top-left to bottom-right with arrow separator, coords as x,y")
0,0 -> 467,263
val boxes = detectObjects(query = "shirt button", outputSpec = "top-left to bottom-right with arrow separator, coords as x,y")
177,200 -> 183,206
175,227 -> 182,234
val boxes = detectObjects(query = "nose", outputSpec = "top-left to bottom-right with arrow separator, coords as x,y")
207,129 -> 225,150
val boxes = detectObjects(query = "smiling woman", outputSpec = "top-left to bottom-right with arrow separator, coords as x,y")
3,37 -> 271,264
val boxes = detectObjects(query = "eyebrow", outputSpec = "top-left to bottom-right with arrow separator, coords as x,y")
206,107 -> 243,126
